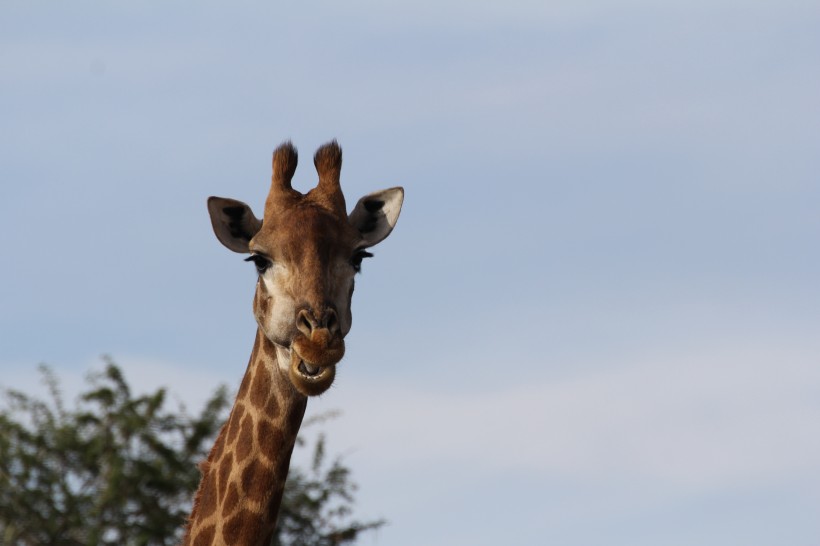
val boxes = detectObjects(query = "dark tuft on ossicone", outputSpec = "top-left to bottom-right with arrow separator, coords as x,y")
272,141 -> 298,186
313,140 -> 342,179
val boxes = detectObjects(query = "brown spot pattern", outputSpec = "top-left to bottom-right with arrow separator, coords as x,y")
288,399 -> 307,430
222,482 -> 240,516
223,509 -> 259,544
264,390 -> 280,416
236,414 -> 254,461
242,459 -> 274,501
225,405 -> 244,444
257,421 -> 284,464
237,370 -> 252,399
218,452 -> 233,501
250,360 -> 272,408
192,524 -> 215,546
210,430 -> 226,462
196,473 -> 218,519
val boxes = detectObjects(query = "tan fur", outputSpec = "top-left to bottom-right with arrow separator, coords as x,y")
185,141 -> 404,546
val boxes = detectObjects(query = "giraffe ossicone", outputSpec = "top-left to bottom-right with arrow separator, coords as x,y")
184,140 -> 403,546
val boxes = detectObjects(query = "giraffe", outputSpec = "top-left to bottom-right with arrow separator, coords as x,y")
182,140 -> 403,546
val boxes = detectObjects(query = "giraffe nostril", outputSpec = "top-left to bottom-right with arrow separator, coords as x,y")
324,309 -> 339,334
296,310 -> 314,336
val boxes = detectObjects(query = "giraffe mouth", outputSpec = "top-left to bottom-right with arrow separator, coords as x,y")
276,330 -> 344,396
289,348 -> 336,396
299,361 -> 322,376
293,355 -> 333,382
273,342 -> 339,396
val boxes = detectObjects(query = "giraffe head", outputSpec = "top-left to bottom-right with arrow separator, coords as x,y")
207,141 -> 403,397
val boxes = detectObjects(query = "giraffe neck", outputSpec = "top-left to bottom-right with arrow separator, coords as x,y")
183,329 -> 307,546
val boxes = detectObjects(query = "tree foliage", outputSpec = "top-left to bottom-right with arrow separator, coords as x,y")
0,358 -> 382,546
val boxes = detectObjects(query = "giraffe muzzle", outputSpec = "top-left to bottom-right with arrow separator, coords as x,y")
288,328 -> 345,396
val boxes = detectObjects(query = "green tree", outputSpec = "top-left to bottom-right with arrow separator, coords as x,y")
0,358 -> 382,546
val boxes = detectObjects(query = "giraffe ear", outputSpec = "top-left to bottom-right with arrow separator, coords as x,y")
207,196 -> 263,253
348,187 -> 404,247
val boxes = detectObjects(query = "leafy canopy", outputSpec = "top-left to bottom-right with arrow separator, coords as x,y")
0,358 -> 383,546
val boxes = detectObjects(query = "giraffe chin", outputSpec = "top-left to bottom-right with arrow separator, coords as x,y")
288,348 -> 337,397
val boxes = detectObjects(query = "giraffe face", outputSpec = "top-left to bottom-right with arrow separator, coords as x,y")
207,141 -> 403,397
247,205 -> 358,395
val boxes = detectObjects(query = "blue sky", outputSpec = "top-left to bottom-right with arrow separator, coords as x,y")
2,1 -> 819,544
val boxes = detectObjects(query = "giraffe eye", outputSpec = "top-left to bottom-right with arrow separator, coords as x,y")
244,254 -> 272,275
350,249 -> 373,273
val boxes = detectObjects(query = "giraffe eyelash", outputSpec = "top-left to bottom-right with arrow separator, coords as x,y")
244,254 -> 272,275
350,250 -> 373,273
